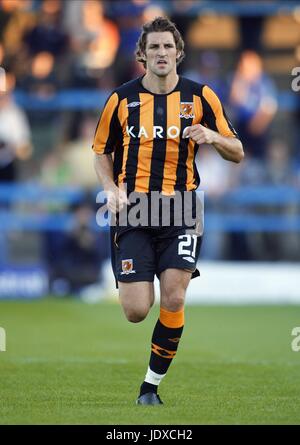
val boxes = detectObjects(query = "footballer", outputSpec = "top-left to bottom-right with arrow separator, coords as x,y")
93,17 -> 244,405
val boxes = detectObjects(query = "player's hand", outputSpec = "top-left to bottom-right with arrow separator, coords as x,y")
183,124 -> 216,145
106,186 -> 129,214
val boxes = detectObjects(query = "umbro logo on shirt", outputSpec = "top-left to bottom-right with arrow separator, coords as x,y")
127,101 -> 141,108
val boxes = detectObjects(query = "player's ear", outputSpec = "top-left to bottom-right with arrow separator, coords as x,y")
140,52 -> 147,64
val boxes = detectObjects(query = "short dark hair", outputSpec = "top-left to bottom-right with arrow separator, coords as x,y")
135,16 -> 185,68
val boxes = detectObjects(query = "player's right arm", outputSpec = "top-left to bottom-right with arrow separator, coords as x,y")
94,154 -> 128,213
93,92 -> 128,213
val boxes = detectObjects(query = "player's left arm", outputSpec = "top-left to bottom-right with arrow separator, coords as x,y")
184,85 -> 244,163
184,123 -> 244,163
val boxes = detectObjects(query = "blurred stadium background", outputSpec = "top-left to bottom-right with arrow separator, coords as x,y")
0,0 -> 299,303
1,0 -> 300,426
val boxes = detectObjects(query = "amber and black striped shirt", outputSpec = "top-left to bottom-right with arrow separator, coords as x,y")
92,76 -> 238,195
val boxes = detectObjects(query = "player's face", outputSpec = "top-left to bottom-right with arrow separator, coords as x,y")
144,32 -> 179,77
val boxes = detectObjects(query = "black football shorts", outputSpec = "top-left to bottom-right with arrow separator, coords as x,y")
110,225 -> 202,287
109,190 -> 203,287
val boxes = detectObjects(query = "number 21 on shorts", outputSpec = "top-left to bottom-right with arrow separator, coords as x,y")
178,234 -> 197,262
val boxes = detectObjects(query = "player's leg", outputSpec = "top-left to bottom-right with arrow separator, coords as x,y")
137,268 -> 191,404
137,230 -> 201,405
113,229 -> 156,323
118,281 -> 155,323
160,267 -> 191,311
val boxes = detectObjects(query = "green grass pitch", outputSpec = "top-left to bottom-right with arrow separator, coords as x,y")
0,298 -> 300,424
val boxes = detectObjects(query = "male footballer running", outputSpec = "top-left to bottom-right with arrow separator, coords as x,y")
93,17 -> 244,405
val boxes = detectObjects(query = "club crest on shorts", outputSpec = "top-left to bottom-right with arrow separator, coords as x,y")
180,102 -> 194,119
121,259 -> 136,275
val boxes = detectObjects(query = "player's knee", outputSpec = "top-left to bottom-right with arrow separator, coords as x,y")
162,291 -> 185,312
124,307 -> 149,323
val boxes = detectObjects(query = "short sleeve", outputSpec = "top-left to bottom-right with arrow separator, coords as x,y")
202,85 -> 239,138
92,92 -> 120,154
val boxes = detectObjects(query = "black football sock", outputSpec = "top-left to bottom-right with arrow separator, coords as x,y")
140,307 -> 184,396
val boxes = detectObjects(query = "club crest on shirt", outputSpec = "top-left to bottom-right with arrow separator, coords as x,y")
179,102 -> 194,119
121,259 -> 136,275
